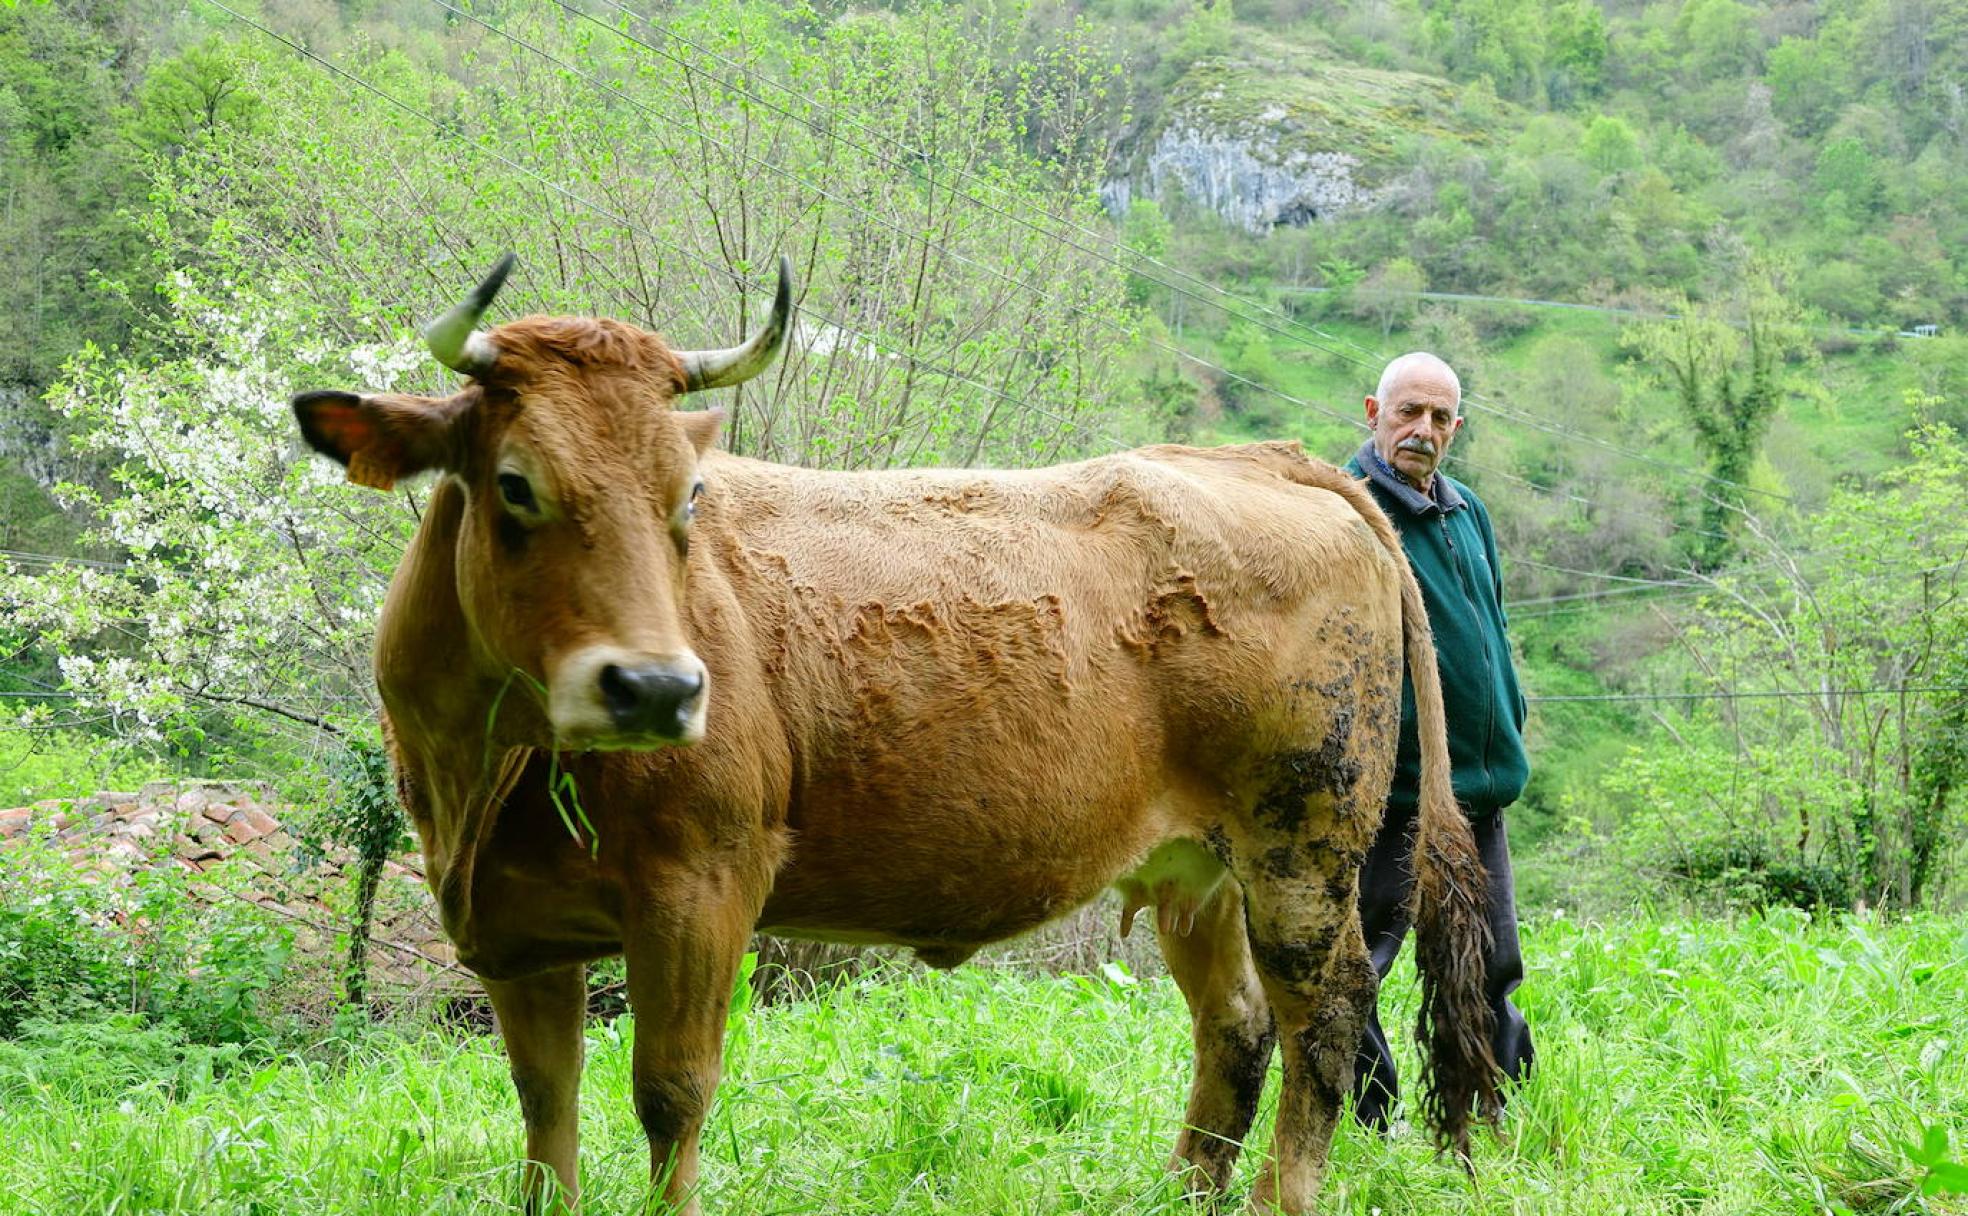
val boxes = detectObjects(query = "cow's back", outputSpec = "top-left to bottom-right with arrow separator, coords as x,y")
705,439 -> 1385,661
705,442 -> 1404,949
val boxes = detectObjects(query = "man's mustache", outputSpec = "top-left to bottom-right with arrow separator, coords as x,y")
1396,437 -> 1438,458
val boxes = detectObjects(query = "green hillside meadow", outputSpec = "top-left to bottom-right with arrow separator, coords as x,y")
3,914 -> 1966,1215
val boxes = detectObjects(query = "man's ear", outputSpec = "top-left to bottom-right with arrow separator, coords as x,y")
676,406 -> 725,457
292,390 -> 465,492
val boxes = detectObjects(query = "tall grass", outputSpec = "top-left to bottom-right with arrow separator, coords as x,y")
2,910 -> 1964,1214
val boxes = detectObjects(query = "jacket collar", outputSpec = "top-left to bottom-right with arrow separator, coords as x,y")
1354,439 -> 1466,517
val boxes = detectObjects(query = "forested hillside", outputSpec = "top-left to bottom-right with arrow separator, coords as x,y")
3,0 -> 1964,920
1099,0 -> 1967,321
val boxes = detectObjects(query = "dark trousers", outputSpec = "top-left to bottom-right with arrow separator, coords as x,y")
1352,803 -> 1533,1127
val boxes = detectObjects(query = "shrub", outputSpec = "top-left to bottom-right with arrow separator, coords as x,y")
0,821 -> 292,1042
0,831 -> 128,1034
1661,840 -> 1853,911
0,1015 -> 249,1102
0,729 -> 168,808
1595,426 -> 1968,911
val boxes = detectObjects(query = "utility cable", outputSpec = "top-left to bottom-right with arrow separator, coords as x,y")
440,0 -> 1374,443
503,1 -> 1748,547
213,1 -> 1128,459
582,0 -> 1795,508
1529,685 -> 1968,704
230,2 -> 1755,596
1512,557 -> 1698,587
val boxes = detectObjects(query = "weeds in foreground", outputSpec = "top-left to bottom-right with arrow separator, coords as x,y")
1,911 -> 1965,1214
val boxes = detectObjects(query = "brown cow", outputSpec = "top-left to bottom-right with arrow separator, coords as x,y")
292,257 -> 1498,1215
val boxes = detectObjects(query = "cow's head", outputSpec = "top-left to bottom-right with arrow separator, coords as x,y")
293,255 -> 791,750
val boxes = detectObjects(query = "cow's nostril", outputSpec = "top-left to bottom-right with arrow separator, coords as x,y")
599,664 -> 639,718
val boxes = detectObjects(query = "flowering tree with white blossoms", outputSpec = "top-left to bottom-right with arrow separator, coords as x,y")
2,271 -> 444,1007
6,272 -> 435,754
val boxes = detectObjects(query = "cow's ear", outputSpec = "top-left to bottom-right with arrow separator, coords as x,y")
676,406 -> 725,457
292,390 -> 462,492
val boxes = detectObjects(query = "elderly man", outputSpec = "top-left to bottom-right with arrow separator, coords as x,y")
1342,351 -> 1534,1128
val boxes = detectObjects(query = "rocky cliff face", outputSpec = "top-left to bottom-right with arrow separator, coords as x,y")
0,382 -> 86,490
1104,52 -> 1486,234
1102,120 -> 1372,232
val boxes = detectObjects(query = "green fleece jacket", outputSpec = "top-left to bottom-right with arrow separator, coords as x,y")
1345,442 -> 1530,815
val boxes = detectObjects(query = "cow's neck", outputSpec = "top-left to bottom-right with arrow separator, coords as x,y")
375,478 -> 524,947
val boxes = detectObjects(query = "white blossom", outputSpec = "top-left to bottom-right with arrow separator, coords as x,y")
5,276 -> 415,753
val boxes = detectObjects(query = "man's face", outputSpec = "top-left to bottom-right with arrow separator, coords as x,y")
1366,369 -> 1463,488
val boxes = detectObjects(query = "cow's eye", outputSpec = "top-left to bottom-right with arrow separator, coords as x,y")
686,481 -> 704,520
497,472 -> 537,513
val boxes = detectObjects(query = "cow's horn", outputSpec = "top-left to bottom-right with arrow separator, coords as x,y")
424,252 -> 515,376
678,255 -> 793,393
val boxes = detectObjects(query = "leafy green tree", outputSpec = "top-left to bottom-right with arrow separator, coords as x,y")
1814,138 -> 1885,221
1167,0 -> 1235,73
1217,320 -> 1284,427
1606,422 -> 1968,909
1120,197 -> 1173,306
1765,35 -> 1852,138
1625,265 -> 1808,566
1798,259 -> 1884,325
1352,256 -> 1424,340
1420,0 -> 1550,101
1137,363 -> 1202,442
1581,114 -> 1642,176
1674,0 -> 1760,81
0,2 -> 148,385
128,37 -> 264,155
1544,0 -> 1608,101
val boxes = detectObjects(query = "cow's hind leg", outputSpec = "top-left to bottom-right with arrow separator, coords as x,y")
1159,876 -> 1276,1198
485,964 -> 588,1214
1228,805 -> 1379,1214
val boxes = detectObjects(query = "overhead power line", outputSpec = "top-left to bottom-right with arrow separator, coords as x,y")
223,1 -> 1752,600
1529,685 -> 1968,704
1507,582 -> 1708,609
440,0 -> 1377,444
585,0 -> 1796,510
1507,590 -> 1709,622
546,0 -> 1755,547
1511,558 -> 1698,587
0,548 -> 130,572
211,1 -> 1127,459
484,0 -> 1739,568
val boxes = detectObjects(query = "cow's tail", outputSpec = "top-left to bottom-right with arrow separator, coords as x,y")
1393,549 -> 1502,1157
1296,453 -> 1501,1158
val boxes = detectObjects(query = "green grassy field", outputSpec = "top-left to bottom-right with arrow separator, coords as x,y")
2,911 -> 1965,1215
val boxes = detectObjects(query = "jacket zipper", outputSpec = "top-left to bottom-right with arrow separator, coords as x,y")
1441,512 -> 1498,805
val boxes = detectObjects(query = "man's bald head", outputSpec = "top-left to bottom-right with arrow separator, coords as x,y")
1375,352 -> 1461,411
1366,351 -> 1464,491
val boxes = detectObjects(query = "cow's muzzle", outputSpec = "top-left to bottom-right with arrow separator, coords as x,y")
550,647 -> 709,748
599,661 -> 704,738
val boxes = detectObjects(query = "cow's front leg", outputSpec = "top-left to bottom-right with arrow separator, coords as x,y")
623,869 -> 758,1216
485,964 -> 587,1214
